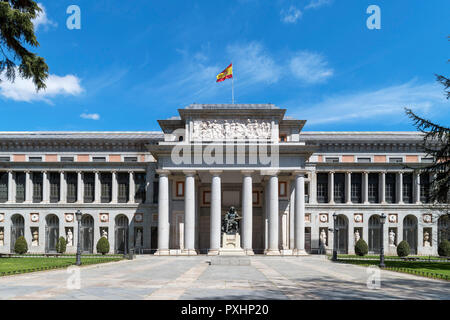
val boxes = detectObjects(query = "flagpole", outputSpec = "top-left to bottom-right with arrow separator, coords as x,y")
232,76 -> 234,104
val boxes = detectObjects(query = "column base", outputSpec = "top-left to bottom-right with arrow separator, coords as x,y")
265,249 -> 281,256
244,249 -> 255,256
154,249 -> 170,256
293,249 -> 308,256
180,249 -> 198,256
207,249 -> 220,256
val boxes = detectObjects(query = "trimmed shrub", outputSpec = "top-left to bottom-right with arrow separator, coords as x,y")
96,237 -> 110,255
397,240 -> 410,257
56,237 -> 67,254
14,236 -> 28,254
355,239 -> 369,256
437,240 -> 450,257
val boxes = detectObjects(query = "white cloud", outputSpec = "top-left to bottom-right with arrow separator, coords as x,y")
289,51 -> 333,84
281,6 -> 302,24
289,81 -> 446,126
32,3 -> 57,31
304,0 -> 333,10
0,72 -> 84,103
80,113 -> 100,120
227,42 -> 282,85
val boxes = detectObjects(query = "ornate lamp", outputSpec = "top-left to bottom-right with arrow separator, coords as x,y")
75,210 -> 82,266
379,213 -> 386,268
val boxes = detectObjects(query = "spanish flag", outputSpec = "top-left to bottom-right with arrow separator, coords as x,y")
216,63 -> 233,83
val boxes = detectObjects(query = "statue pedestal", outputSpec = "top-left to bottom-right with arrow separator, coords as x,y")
219,233 -> 245,256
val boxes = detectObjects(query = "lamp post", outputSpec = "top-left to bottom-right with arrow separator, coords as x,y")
332,212 -> 337,261
75,210 -> 82,266
379,213 -> 386,268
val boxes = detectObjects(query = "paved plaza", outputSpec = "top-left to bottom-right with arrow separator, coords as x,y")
0,256 -> 448,300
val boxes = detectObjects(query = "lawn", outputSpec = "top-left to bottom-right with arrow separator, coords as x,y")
336,258 -> 450,280
335,254 -> 448,261
0,257 -> 123,276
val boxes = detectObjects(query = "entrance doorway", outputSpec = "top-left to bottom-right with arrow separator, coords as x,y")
403,215 -> 418,255
335,215 -> 348,254
368,215 -> 382,254
81,215 -> 94,253
115,215 -> 129,254
45,215 -> 59,253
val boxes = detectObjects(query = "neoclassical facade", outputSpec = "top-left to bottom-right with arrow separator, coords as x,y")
0,104 -> 448,255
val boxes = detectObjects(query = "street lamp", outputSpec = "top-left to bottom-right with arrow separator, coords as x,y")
332,212 -> 338,261
379,213 -> 386,268
75,210 -> 82,266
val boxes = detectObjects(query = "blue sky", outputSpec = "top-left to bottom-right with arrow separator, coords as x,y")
0,0 -> 449,132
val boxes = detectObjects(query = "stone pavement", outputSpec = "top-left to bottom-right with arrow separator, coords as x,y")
0,255 -> 448,300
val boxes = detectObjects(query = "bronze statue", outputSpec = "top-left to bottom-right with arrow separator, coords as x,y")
222,206 -> 242,234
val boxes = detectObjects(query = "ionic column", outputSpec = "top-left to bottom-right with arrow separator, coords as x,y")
242,170 -> 254,255
94,171 -> 101,203
155,170 -> 170,255
397,172 -> 404,204
266,172 -> 280,255
309,171 -> 317,204
42,171 -> 49,203
294,172 -> 306,255
183,171 -> 197,255
328,171 -> 335,204
362,171 -> 369,204
59,171 -> 66,203
414,172 -> 421,204
77,171 -> 83,204
112,171 -> 118,203
25,171 -> 31,203
7,171 -> 14,203
208,171 -> 222,255
128,171 -> 135,203
345,171 -> 352,204
379,172 -> 386,204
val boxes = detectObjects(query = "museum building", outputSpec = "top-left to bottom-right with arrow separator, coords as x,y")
0,104 -> 448,256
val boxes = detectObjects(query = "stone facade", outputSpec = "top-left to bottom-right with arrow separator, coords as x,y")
0,104 -> 447,255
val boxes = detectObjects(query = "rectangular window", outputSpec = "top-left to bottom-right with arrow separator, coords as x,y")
60,156 -> 74,162
421,157 -> 433,163
135,172 -> 146,203
124,157 -> 138,162
420,173 -> 430,203
92,157 -> 106,162
389,157 -> 403,163
351,173 -> 362,203
279,134 -> 287,142
357,157 -> 371,163
385,173 -> 396,203
49,172 -> 60,203
15,172 -> 25,203
0,157 -> 10,162
402,173 -> 413,203
0,172 -> 8,202
279,181 -> 287,197
176,181 -> 185,197
66,172 -> 78,203
334,173 -> 345,203
100,173 -> 112,203
29,157 -> 42,162
32,172 -> 43,203
118,172 -> 129,203
317,173 -> 328,203
84,172 -> 95,203
368,173 -> 379,203
325,157 -> 339,163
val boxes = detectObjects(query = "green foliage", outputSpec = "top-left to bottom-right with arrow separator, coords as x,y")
0,0 -> 49,90
96,237 -> 110,255
354,239 -> 369,256
397,240 -> 410,257
14,236 -> 28,254
56,237 -> 66,254
438,240 -> 450,257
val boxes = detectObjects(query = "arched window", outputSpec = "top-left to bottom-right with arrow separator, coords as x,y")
11,214 -> 24,253
335,215 -> 348,254
438,215 -> 450,244
45,215 -> 59,253
368,215 -> 382,253
403,215 -> 418,254
81,215 -> 94,253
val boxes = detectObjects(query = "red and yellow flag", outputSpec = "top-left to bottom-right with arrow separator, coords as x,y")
216,63 -> 233,83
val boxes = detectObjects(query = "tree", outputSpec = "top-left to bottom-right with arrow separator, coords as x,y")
0,0 -> 49,90
14,236 -> 28,254
96,237 -> 110,255
354,239 -> 368,256
56,236 -> 67,254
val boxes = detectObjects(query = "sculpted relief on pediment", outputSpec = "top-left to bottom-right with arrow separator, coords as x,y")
192,119 -> 272,141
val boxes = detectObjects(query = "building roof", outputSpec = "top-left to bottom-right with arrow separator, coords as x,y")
0,131 -> 164,141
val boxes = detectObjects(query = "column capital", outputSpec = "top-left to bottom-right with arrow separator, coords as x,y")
292,171 -> 306,177
183,170 -> 196,177
156,169 -> 170,176
209,170 -> 223,176
261,169 -> 279,176
329,170 -> 335,174
241,170 -> 254,176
